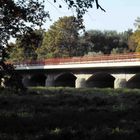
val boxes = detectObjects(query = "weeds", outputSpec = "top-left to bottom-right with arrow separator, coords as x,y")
0,87 -> 140,139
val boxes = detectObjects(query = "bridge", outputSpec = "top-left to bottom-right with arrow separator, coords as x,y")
13,53 -> 140,89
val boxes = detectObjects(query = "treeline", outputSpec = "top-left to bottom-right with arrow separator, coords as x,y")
8,16 -> 140,62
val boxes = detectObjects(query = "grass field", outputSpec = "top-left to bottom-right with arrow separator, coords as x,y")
0,87 -> 140,140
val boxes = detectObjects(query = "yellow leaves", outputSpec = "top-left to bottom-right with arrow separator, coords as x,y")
132,31 -> 140,42
129,30 -> 140,52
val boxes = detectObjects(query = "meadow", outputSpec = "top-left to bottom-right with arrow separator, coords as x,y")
0,87 -> 140,140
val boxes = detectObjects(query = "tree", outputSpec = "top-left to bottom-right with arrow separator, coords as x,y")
0,0 -> 48,58
0,0 -> 104,62
0,0 -> 48,88
0,0 -> 104,88
37,16 -> 81,58
134,17 -> 140,30
8,29 -> 44,62
54,0 -> 105,28
0,0 -> 105,58
0,0 -> 104,60
6,43 -> 24,62
128,17 -> 140,52
128,30 -> 140,52
109,30 -> 132,54
79,30 -> 131,55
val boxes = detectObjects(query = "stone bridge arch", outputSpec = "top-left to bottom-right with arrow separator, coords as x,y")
127,74 -> 140,89
54,72 -> 76,87
22,74 -> 46,87
86,72 -> 115,88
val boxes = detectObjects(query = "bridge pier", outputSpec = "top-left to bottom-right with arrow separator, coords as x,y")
22,75 -> 31,87
114,78 -> 127,88
75,77 -> 86,88
75,74 -> 92,88
45,75 -> 55,87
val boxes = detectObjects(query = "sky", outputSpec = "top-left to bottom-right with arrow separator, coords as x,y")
44,0 -> 140,32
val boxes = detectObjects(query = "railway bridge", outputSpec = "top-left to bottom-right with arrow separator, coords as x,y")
14,53 -> 140,89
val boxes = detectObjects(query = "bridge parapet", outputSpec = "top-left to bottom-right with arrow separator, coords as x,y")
11,53 -> 140,67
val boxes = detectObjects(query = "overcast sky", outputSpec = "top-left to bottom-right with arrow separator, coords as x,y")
44,0 -> 140,32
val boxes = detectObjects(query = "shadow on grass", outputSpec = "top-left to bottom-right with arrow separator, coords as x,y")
0,87 -> 140,139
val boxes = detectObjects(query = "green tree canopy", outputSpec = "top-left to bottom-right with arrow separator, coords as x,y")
0,0 -> 48,51
0,0 -> 48,67
128,17 -> 140,52
7,43 -> 24,62
8,29 -> 44,62
37,16 -> 81,58
0,0 -> 104,88
0,0 -> 104,62
0,0 -> 48,87
80,30 -> 132,55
